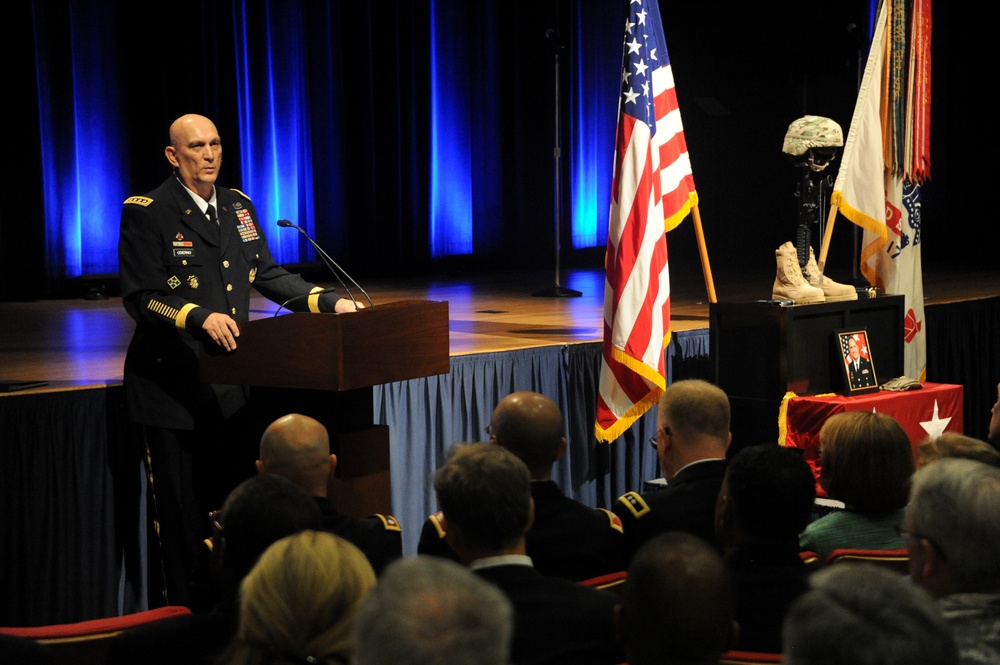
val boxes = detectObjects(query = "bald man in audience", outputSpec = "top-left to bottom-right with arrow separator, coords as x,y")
614,379 -> 731,563
256,413 -> 402,574
419,391 -> 625,581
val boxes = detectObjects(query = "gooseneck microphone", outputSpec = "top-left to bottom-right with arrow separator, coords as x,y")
276,220 -> 375,310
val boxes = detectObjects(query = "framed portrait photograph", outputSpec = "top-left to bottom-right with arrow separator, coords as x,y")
835,329 -> 879,395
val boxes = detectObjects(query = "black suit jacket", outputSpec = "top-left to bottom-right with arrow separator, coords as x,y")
119,176 -> 342,429
417,480 -> 627,581
613,458 -> 728,563
473,563 -> 625,665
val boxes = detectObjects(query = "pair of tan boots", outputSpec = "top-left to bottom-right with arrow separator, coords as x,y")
772,241 -> 857,303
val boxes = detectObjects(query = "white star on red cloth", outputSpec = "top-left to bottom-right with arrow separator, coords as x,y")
919,400 -> 953,439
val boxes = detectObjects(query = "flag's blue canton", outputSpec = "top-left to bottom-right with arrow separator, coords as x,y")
620,0 -> 669,132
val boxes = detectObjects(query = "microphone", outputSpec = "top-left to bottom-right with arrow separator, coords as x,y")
273,286 -> 340,317
276,220 -> 375,310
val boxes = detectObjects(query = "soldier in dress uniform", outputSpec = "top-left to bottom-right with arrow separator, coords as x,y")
118,114 -> 361,605
418,391 -> 626,581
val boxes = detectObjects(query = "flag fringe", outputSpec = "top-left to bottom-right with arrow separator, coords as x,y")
595,385 -> 664,444
663,191 -> 698,233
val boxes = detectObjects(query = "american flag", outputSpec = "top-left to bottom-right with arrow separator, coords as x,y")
595,0 -> 697,443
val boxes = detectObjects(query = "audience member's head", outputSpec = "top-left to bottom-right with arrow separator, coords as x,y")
915,432 -> 1000,469
619,531 -> 737,665
654,379 -> 731,479
906,457 -> 1000,597
257,413 -> 334,497
782,563 -> 958,665
487,391 -> 565,479
226,530 -> 375,665
715,443 -> 816,550
433,442 -> 532,561
817,411 -> 914,512
353,555 -> 514,665
988,381 -> 1000,450
216,474 -> 324,587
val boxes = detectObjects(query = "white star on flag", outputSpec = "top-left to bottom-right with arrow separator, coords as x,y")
919,400 -> 952,439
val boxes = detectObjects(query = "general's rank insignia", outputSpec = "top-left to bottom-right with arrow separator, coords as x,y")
236,209 -> 260,242
167,275 -> 181,289
187,276 -> 200,289
249,267 -> 257,283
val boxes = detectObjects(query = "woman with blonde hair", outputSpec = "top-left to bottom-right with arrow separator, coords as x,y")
799,411 -> 914,562
219,530 -> 376,665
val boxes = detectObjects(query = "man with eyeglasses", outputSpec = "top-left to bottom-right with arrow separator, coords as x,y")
613,379 -> 732,564
905,457 -> 1000,664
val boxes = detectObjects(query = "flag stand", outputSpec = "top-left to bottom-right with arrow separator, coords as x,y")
690,205 -> 718,303
534,28 -> 581,298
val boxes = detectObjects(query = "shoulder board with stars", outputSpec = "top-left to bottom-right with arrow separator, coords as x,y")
123,196 -> 153,207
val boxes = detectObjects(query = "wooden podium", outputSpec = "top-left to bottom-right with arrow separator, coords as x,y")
200,299 -> 450,517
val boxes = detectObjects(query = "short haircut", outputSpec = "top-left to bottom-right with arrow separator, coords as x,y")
620,531 -> 735,665
783,563 -> 958,665
353,555 -> 514,665
658,379 -> 730,442
818,411 -> 914,512
237,530 -> 376,664
220,474 -> 323,578
433,443 -> 531,550
908,457 -> 1000,592
725,443 -> 816,539
915,432 -> 1000,469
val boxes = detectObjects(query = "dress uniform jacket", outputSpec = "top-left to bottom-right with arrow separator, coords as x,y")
314,497 -> 403,576
119,176 -> 342,429
417,480 -> 627,581
613,458 -> 728,563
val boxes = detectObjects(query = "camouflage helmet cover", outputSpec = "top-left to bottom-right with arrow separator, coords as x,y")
782,115 -> 844,156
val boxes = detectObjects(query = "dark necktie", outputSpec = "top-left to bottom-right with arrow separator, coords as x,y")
206,204 -> 218,225
205,204 -> 220,243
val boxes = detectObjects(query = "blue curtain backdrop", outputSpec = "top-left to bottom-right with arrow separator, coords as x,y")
21,0 -> 625,294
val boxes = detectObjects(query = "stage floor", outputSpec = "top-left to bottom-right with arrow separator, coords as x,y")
1,266 -> 997,391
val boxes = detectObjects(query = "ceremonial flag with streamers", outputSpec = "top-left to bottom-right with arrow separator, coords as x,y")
830,0 -> 931,381
596,0 -> 697,443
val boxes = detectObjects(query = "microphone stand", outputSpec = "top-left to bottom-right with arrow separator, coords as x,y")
533,27 -> 581,298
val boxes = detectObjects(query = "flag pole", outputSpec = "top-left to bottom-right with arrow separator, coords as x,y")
816,202 -> 840,274
690,205 -> 717,303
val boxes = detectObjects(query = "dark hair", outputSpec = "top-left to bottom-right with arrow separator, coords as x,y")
818,411 -> 914,512
726,444 -> 816,539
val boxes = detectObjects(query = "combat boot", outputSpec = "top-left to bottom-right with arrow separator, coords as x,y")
804,247 -> 858,302
772,242 -> 825,303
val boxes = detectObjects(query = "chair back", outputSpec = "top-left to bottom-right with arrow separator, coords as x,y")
0,606 -> 192,665
825,547 -> 910,574
720,649 -> 783,664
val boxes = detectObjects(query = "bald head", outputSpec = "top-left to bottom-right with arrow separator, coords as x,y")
165,113 -> 222,200
489,392 -> 565,478
258,414 -> 333,497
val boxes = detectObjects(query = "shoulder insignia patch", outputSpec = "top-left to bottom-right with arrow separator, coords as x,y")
617,491 -> 651,519
230,188 -> 252,201
123,195 -> 153,207
428,511 -> 447,538
371,514 -> 402,532
598,508 -> 624,534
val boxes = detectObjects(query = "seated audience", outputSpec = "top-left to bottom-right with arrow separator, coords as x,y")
782,562 -> 958,665
916,432 -> 1000,469
217,530 -> 376,665
613,379 -> 731,563
617,531 -> 737,665
257,413 -> 402,574
799,411 -> 913,562
433,442 -> 625,665
714,443 -> 818,652
419,391 -> 625,581
906,457 -> 1000,664
106,475 -> 323,665
353,555 -> 514,665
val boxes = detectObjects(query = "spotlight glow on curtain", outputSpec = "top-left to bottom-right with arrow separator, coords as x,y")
429,0 -> 474,258
232,0 -> 315,265
35,2 -> 124,279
